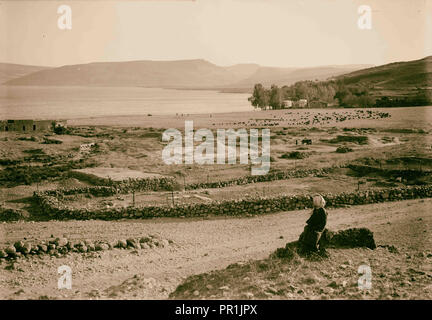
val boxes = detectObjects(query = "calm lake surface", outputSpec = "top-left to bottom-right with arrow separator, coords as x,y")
0,86 -> 253,120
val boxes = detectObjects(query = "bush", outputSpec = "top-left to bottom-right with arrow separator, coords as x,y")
0,207 -> 24,221
42,137 -> 62,144
280,151 -> 309,159
336,146 -> 353,153
17,136 -> 37,142
23,148 -> 45,155
52,123 -> 69,135
329,135 -> 368,145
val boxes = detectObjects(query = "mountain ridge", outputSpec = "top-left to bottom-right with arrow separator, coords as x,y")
2,59 -> 372,89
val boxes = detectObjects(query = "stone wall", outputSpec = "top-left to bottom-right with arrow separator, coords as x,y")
45,175 -> 177,197
185,167 -> 336,190
33,185 -> 432,221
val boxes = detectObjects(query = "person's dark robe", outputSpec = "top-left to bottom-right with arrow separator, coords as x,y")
306,207 -> 327,232
298,207 -> 327,253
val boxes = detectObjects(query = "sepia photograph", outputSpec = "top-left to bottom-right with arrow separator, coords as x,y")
0,0 -> 431,308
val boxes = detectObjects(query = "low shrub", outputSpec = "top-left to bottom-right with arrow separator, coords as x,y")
336,146 -> 353,153
280,151 -> 309,159
329,135 -> 368,145
42,137 -> 62,144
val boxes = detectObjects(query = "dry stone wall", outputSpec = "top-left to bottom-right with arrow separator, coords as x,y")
33,185 -> 432,221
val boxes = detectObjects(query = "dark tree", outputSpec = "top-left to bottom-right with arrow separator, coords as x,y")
248,83 -> 269,109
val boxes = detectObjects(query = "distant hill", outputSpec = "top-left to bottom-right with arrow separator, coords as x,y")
223,63 -> 261,81
231,65 -> 373,88
0,63 -> 50,84
3,59 -> 372,89
335,56 -> 432,93
3,59 -> 239,88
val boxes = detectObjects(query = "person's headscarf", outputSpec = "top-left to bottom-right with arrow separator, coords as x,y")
312,194 -> 326,209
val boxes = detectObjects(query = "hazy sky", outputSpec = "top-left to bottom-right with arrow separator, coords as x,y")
0,0 -> 431,68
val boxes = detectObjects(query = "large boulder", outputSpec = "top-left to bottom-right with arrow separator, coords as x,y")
274,227 -> 377,259
326,228 -> 376,249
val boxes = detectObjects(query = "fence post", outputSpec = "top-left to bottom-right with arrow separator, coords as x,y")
171,190 -> 175,207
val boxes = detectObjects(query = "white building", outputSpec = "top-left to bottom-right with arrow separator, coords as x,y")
298,99 -> 308,108
283,100 -> 293,108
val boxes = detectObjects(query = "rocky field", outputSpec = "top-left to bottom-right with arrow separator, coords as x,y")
1,198 -> 431,300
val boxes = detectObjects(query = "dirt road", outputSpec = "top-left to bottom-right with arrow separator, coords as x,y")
1,198 -> 431,299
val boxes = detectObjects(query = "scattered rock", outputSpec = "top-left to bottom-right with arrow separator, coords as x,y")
58,246 -> 68,254
38,244 -> 48,253
140,237 -> 151,243
1,234 -> 173,260
14,241 -> 25,252
141,243 -> 150,249
117,239 -> 128,249
55,238 -> 68,247
95,243 -> 109,251
108,241 -> 117,249
5,246 -> 16,255
21,243 -> 32,254
160,239 -> 169,247
126,238 -> 138,249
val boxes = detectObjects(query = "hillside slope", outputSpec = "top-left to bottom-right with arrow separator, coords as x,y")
0,63 -> 50,84
233,65 -> 373,87
336,56 -> 432,90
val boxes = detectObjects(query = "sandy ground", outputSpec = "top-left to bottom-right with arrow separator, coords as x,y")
66,106 -> 432,130
1,198 -> 430,300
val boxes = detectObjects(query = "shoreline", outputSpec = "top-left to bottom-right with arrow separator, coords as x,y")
63,106 -> 432,129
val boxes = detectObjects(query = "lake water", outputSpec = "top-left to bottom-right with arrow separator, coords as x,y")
0,86 -> 253,120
